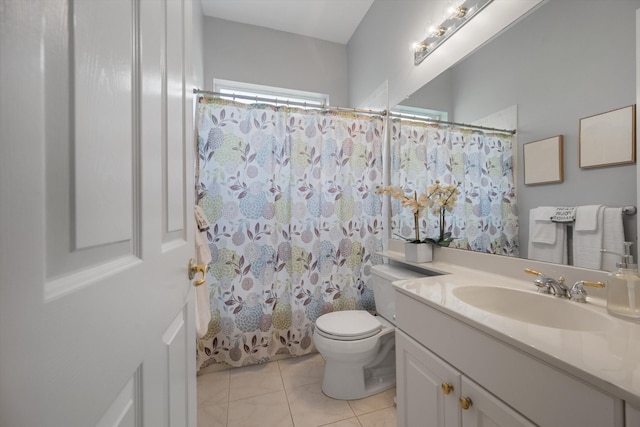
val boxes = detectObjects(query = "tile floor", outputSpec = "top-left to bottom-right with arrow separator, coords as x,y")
197,352 -> 397,427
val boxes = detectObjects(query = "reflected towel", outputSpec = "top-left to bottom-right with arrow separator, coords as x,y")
528,207 -> 567,264
530,207 -> 557,244
195,225 -> 212,339
573,205 -> 605,269
575,205 -> 603,231
602,207 -> 625,272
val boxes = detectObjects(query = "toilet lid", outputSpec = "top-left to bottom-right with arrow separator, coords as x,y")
315,310 -> 381,340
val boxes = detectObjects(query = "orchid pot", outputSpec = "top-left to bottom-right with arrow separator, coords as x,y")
404,241 -> 433,263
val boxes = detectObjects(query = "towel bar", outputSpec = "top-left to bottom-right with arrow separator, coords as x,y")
549,205 -> 636,223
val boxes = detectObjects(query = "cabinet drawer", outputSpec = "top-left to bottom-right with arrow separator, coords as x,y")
396,291 -> 623,427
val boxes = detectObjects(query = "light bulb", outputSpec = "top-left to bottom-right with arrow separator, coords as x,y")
413,42 -> 429,53
452,6 -> 468,19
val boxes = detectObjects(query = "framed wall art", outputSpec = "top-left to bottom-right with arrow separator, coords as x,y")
523,135 -> 563,185
579,105 -> 636,168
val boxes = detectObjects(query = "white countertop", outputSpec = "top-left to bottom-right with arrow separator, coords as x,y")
384,250 -> 640,407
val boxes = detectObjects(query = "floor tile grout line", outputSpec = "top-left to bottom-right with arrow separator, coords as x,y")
225,370 -> 231,427
276,359 -> 297,427
227,360 -> 285,403
225,371 -> 231,427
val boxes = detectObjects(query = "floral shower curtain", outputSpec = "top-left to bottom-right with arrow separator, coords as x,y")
196,97 -> 385,369
390,119 -> 519,256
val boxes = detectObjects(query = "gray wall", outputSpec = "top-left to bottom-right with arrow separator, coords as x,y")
404,0 -> 640,258
202,17 -> 348,106
347,0 -> 543,108
401,69 -> 453,114
347,0 -> 420,107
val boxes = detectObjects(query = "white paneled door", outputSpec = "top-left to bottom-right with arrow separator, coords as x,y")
0,1 -> 196,426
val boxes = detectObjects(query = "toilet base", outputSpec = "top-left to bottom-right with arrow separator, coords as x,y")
320,334 -> 396,400
322,376 -> 395,400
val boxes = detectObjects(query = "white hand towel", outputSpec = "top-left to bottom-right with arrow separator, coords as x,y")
195,204 -> 211,231
575,205 -> 603,231
529,207 -> 557,244
601,207 -> 625,272
194,224 -> 212,339
528,225 -> 567,264
573,205 -> 605,269
528,208 -> 567,264
195,225 -> 212,266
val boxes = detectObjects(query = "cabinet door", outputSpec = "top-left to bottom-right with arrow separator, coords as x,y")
627,403 -> 640,426
0,2 -> 195,427
460,377 -> 536,427
396,330 -> 461,427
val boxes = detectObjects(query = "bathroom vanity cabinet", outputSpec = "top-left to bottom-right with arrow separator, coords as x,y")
396,330 -> 534,427
627,403 -> 640,425
394,291 -> 624,427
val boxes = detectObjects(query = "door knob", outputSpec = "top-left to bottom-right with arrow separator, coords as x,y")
189,259 -> 208,287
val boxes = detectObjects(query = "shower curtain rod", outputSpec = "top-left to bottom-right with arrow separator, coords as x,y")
192,89 -> 516,134
193,89 -> 387,116
388,112 -> 517,135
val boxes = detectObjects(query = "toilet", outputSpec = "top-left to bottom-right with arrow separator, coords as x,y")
313,264 -> 426,400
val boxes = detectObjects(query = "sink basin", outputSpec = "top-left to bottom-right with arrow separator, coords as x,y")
452,286 -> 613,331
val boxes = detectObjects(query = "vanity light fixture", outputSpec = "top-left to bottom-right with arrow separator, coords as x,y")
434,25 -> 447,37
453,6 -> 468,19
414,0 -> 494,66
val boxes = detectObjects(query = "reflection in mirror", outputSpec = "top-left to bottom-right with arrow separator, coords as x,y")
389,118 -> 518,255
394,0 -> 639,271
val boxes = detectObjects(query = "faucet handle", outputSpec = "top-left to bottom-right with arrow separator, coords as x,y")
524,268 -> 543,277
569,280 -> 605,303
524,269 -> 563,281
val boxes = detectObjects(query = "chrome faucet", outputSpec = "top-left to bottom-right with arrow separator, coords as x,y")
524,269 -> 604,302
568,280 -> 605,303
525,268 -> 568,297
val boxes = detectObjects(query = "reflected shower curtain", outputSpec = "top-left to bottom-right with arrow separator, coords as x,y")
196,98 -> 385,369
390,119 -> 519,256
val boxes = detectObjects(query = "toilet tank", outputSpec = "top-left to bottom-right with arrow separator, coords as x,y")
370,264 -> 426,323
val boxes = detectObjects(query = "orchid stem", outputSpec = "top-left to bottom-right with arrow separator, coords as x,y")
414,192 -> 420,242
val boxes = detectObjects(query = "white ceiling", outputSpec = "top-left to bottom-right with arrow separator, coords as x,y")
199,0 -> 375,44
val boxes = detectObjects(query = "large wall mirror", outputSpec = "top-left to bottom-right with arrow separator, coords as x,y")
392,0 -> 639,271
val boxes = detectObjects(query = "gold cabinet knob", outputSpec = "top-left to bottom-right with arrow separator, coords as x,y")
189,259 -> 208,287
441,383 -> 454,395
459,397 -> 472,410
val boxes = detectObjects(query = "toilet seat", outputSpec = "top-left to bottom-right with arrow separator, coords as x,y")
315,310 -> 382,341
